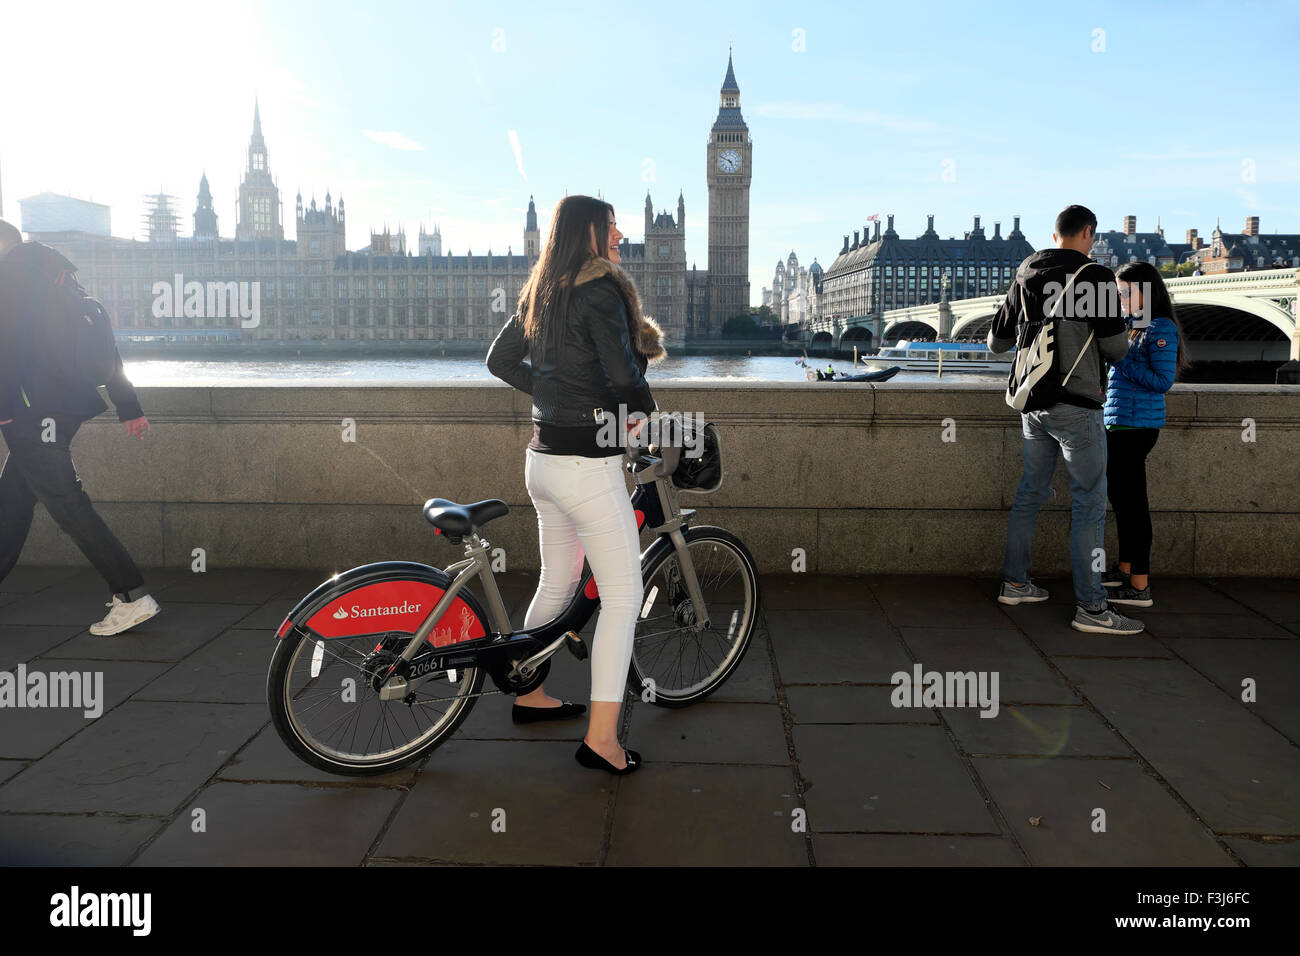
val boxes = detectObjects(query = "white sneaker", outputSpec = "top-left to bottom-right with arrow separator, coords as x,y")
89,594 -> 161,636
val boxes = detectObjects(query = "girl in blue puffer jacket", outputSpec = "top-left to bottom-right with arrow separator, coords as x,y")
1102,261 -> 1189,609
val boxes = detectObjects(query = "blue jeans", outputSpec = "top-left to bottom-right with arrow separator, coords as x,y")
1001,403 -> 1108,609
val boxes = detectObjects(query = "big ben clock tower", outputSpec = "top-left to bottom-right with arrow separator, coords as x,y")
706,50 -> 752,335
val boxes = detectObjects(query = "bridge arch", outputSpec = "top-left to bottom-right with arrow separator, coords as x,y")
882,320 -> 937,343
840,325 -> 873,351
809,330 -> 835,353
1173,301 -> 1291,361
951,312 -> 998,341
1169,292 -> 1294,343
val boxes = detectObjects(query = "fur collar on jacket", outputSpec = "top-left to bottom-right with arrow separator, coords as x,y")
573,255 -> 667,363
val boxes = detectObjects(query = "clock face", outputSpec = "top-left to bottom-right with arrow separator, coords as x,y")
717,149 -> 742,173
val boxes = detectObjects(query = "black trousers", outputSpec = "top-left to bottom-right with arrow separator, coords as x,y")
1105,427 -> 1160,576
0,414 -> 144,596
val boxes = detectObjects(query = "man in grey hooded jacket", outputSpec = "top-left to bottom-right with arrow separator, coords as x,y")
987,204 -> 1143,635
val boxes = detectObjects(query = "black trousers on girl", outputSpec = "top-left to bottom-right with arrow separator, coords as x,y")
1105,427 -> 1160,576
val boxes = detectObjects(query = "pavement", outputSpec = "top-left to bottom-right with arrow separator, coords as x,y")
0,566 -> 1297,866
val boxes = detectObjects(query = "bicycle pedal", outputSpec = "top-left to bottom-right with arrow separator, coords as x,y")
565,631 -> 588,661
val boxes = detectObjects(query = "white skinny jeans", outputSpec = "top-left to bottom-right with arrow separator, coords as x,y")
522,448 -> 643,703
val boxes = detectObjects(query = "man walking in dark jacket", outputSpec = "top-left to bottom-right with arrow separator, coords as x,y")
987,205 -> 1144,635
0,219 -> 160,635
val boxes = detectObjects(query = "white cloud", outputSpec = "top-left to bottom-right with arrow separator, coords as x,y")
363,129 -> 425,151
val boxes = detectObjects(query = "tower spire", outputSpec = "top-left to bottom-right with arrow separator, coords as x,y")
721,50 -> 739,94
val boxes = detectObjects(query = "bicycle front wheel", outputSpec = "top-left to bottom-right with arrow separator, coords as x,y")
629,526 -> 760,707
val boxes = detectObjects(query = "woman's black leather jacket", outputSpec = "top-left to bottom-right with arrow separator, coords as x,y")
486,276 -> 656,426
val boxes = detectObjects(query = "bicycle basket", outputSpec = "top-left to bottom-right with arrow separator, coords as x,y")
670,420 -> 723,494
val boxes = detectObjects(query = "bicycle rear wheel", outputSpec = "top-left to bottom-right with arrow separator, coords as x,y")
267,565 -> 488,776
268,630 -> 484,776
629,526 -> 760,707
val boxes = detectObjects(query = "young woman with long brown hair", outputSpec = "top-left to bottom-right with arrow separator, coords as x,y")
487,195 -> 666,774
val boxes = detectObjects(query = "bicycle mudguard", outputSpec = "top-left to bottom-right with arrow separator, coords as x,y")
274,561 -> 489,646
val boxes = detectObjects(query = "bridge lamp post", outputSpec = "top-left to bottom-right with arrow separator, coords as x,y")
937,272 -> 953,340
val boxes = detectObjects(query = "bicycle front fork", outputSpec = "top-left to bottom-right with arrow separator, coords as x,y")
663,526 -> 711,630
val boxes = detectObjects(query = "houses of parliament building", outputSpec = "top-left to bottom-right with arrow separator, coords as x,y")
26,55 -> 755,347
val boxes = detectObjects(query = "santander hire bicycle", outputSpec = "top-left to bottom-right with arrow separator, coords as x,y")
266,426 -> 760,776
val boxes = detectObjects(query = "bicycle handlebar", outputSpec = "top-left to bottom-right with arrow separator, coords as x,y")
626,439 -> 681,479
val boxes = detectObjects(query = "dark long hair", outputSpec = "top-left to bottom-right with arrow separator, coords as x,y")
517,195 -> 612,361
1115,261 -> 1190,378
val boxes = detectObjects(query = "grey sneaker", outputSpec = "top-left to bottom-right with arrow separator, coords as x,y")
1071,603 -> 1145,634
998,579 -> 1049,605
1101,566 -> 1129,588
1109,584 -> 1153,608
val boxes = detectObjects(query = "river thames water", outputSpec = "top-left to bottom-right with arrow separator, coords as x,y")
119,354 -> 1005,386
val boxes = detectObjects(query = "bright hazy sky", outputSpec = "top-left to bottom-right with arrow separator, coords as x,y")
2,0 -> 1296,303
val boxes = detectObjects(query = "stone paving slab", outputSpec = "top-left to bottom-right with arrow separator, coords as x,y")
625,699 -> 789,765
1055,657 -> 1300,835
767,609 -> 912,684
0,658 -> 171,759
762,574 -> 881,610
1141,613 -> 1295,640
40,602 -> 251,663
373,739 -> 610,865
812,833 -> 1026,866
1167,638 -> 1300,743
0,567 -> 81,595
869,575 -> 1018,629
134,781 -> 404,866
215,723 -> 420,788
942,705 -> 1131,757
785,685 -> 939,724
0,624 -> 88,669
972,756 -> 1234,866
134,628 -> 275,705
0,761 -> 25,785
0,814 -> 164,866
227,572 -> 333,630
1136,578 -> 1254,616
606,764 -> 806,866
0,701 -> 266,815
148,568 -> 325,606
1207,578 -> 1300,625
1224,837 -> 1300,866
794,724 -> 1000,834
899,626 -> 1079,705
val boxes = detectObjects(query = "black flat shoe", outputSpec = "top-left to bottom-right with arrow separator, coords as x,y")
511,700 -> 587,724
574,741 -> 642,775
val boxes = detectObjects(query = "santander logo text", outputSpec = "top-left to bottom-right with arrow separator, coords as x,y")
304,580 -> 486,645
332,601 -> 422,620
